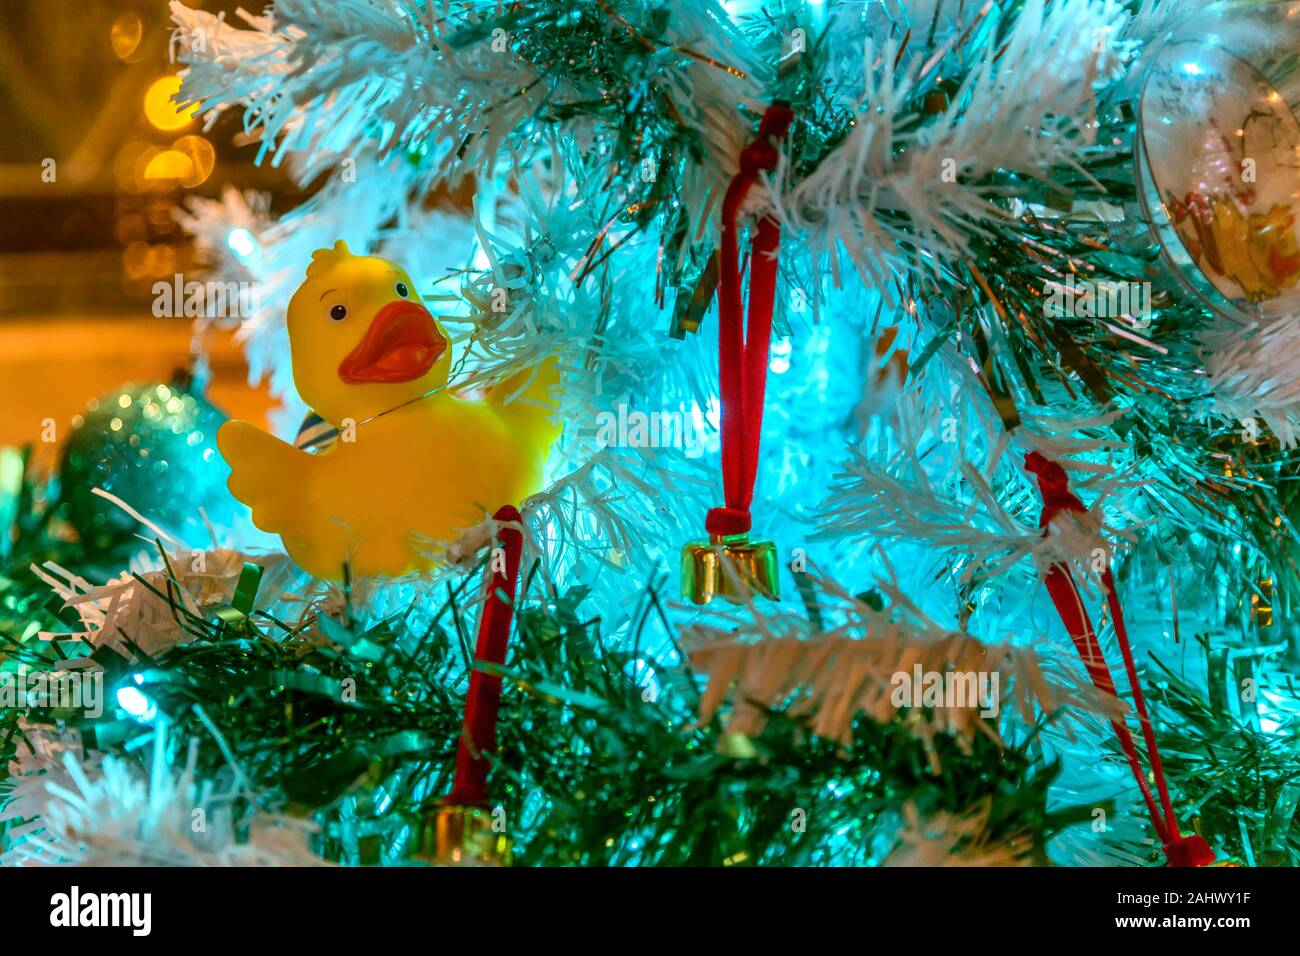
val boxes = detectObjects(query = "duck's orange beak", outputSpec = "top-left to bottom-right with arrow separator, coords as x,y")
338,300 -> 446,384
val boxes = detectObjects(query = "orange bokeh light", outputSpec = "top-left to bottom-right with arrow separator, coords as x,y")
142,76 -> 197,131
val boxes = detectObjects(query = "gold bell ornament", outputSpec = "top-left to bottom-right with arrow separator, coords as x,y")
410,804 -> 511,866
681,103 -> 795,606
682,532 -> 780,605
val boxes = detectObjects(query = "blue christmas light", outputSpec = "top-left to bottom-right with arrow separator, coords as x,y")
770,336 -> 793,374
226,227 -> 257,259
116,677 -> 157,722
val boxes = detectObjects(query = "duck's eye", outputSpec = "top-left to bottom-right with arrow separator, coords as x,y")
395,281 -> 409,298
329,304 -> 347,322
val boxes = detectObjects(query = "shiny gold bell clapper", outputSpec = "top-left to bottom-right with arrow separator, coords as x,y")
681,533 -> 780,605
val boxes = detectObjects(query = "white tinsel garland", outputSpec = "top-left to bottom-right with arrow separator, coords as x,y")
1202,315 -> 1300,449
2,729 -> 325,867
777,0 -> 1129,288
883,803 -> 1033,867
682,573 -> 1121,763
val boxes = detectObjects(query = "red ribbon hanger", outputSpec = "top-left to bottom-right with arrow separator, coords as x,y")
1025,452 -> 1214,867
445,504 -> 524,808
705,104 -> 795,538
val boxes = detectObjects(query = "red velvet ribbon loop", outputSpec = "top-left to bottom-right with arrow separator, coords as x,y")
705,507 -> 752,536
738,141 -> 780,176
445,504 -> 524,808
1024,450 -> 1085,519
1026,453 -> 1211,866
737,105 -> 795,177
708,104 -> 794,538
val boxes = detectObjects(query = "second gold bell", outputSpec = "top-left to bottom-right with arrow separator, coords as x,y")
681,534 -> 780,605
410,805 -> 511,866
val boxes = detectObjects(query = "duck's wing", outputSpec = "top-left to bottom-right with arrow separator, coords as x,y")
217,420 -> 316,542
486,356 -> 562,449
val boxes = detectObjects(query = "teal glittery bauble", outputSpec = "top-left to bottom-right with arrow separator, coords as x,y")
58,381 -> 233,547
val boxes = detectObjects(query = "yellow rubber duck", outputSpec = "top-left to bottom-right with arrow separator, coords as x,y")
217,241 -> 560,580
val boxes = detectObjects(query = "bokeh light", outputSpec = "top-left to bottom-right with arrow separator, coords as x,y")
170,134 -> 216,187
143,148 -> 194,182
142,75 -> 197,131
110,13 -> 144,61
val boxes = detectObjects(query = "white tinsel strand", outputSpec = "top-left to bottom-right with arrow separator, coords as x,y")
50,550 -> 311,657
1202,314 -> 1300,449
882,802 -> 1033,866
171,1 -> 764,202
1,728 -> 325,867
817,370 -> 1136,593
776,0 -> 1130,289
680,572 -> 1120,764
170,0 -> 544,181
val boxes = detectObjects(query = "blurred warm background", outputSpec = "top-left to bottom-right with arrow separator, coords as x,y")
0,0 -> 310,465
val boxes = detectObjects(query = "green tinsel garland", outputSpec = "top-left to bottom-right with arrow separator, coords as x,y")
1,543 -> 1076,866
